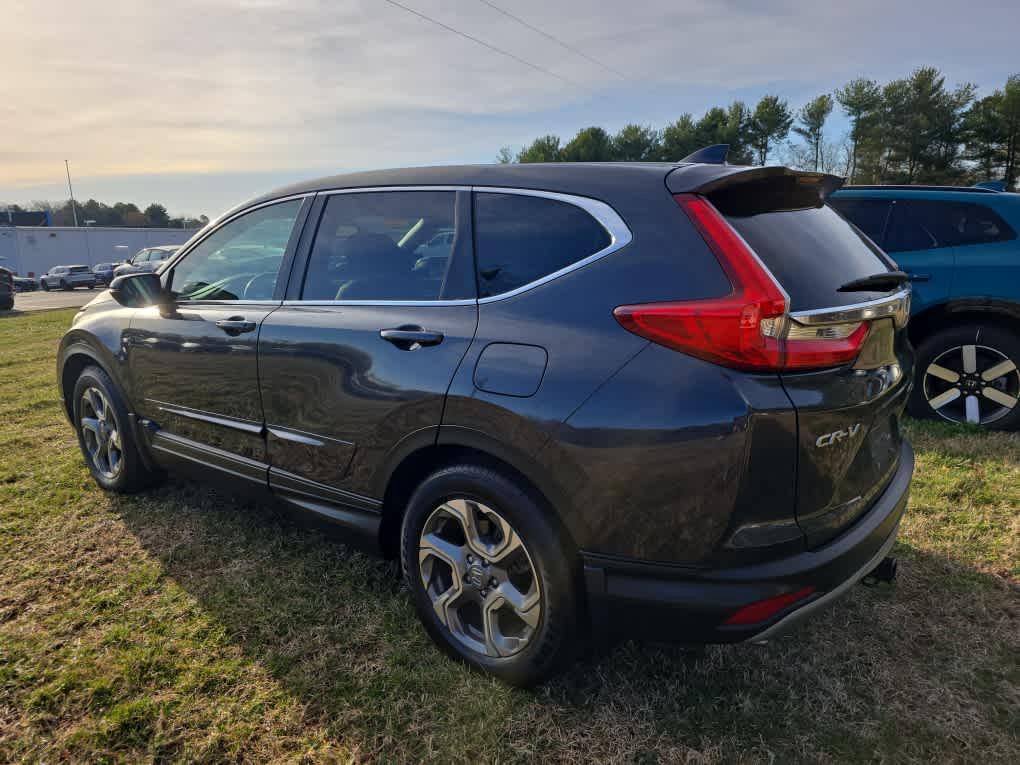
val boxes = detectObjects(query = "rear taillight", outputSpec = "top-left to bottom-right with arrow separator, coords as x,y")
613,194 -> 869,372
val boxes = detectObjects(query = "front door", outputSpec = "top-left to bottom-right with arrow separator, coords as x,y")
257,189 -> 477,515
124,197 -> 308,484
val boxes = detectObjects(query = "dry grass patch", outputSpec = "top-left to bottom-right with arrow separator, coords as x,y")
1,309 -> 1017,763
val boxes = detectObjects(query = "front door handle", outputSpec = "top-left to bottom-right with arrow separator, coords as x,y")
906,272 -> 931,283
380,327 -> 445,350
215,317 -> 257,335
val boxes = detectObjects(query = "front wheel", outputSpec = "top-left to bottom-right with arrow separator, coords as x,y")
400,464 -> 578,686
910,323 -> 1020,430
41,281 -> 50,291
72,366 -> 162,492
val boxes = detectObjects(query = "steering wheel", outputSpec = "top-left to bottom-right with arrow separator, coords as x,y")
242,271 -> 277,299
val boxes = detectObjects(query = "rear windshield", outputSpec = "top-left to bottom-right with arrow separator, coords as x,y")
722,204 -> 895,311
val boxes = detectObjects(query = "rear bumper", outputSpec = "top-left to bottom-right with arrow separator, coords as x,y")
582,440 -> 913,643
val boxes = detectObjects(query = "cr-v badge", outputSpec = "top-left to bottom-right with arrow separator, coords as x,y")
816,423 -> 864,448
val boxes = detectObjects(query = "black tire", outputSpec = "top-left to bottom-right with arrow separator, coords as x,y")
41,281 -> 49,292
400,463 -> 578,686
72,365 -> 162,492
0,298 -> 12,311
909,323 -> 1020,430
60,280 -> 70,291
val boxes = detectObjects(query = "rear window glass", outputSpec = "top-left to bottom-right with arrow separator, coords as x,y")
70,266 -> 89,273
473,193 -> 611,298
722,204 -> 894,310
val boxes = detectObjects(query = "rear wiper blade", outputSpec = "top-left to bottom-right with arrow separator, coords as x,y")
837,271 -> 909,293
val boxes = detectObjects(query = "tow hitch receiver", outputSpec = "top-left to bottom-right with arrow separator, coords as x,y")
862,556 -> 898,586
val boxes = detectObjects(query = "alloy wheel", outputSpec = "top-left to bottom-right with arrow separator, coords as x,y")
923,344 -> 1019,425
418,498 -> 541,658
79,386 -> 124,480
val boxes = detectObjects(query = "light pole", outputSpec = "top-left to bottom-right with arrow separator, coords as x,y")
64,160 -> 79,227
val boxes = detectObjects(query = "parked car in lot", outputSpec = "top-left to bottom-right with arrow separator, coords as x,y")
113,246 -> 178,277
13,276 -> 38,292
40,265 -> 96,291
58,158 -> 914,685
0,265 -> 13,310
92,262 -> 122,286
831,185 -> 1020,429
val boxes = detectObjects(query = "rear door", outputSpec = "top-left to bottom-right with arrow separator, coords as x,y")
257,188 -> 477,513
945,199 -> 1019,302
705,178 -> 912,547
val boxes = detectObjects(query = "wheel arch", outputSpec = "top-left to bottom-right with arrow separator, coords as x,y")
909,299 -> 1020,347
58,338 -> 125,423
375,427 -> 577,561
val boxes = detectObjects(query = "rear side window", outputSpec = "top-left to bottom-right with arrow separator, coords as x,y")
945,202 -> 1015,247
70,266 -> 89,273
301,191 -> 457,301
722,204 -> 893,310
829,198 -> 891,243
473,193 -> 612,298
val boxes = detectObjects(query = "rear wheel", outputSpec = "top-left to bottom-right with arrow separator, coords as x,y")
910,323 -> 1020,430
0,297 -> 12,311
60,280 -> 70,291
72,366 -> 162,492
400,463 -> 577,686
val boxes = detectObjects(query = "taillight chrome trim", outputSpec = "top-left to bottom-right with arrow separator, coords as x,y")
789,287 -> 911,330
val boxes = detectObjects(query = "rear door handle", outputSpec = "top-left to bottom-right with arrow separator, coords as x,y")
380,327 -> 445,350
215,317 -> 257,335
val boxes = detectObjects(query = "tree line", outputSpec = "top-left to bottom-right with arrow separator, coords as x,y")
2,199 -> 208,229
498,67 -> 1020,189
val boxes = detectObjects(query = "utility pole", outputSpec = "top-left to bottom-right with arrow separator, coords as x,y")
64,159 -> 79,226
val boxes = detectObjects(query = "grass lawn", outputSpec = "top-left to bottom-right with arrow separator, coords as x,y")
1,308 -> 1017,763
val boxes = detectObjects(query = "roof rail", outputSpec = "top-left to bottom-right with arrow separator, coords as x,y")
973,180 -> 1006,192
679,144 -> 729,165
842,184 -> 999,194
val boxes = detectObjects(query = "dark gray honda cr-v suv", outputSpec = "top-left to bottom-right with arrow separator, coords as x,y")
58,154 -> 914,685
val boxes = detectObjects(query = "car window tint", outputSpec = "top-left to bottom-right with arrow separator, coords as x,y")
301,191 -> 457,301
473,193 -> 611,298
952,202 -> 1017,247
171,199 -> 302,302
829,199 -> 891,244
884,202 -> 940,253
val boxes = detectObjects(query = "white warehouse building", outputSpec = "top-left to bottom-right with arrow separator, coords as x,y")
0,226 -> 197,277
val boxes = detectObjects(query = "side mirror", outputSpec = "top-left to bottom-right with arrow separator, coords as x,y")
109,271 -> 167,308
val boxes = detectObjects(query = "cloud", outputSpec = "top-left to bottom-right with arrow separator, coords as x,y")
2,0 -> 1017,205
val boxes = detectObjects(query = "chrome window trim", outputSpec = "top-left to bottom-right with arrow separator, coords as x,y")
789,287 -> 912,329
473,186 -> 632,304
277,185 -> 633,308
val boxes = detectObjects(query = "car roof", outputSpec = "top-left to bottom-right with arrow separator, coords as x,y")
834,185 -> 1018,201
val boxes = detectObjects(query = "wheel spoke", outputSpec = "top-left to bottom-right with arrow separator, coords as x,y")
431,576 -> 470,628
961,345 -> 977,374
982,387 -> 1018,409
80,416 -> 101,437
496,580 -> 540,626
965,395 -> 981,424
418,531 -> 468,575
438,499 -> 485,556
928,388 -> 961,410
981,359 -> 1017,382
926,364 -> 960,384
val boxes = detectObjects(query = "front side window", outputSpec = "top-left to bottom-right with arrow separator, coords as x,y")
473,193 -> 612,298
884,202 -> 941,254
170,199 -> 302,301
301,191 -> 457,301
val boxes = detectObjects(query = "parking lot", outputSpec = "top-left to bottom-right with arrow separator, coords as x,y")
3,288 -> 98,313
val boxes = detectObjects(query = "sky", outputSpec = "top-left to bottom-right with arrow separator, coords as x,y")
2,0 -> 1018,217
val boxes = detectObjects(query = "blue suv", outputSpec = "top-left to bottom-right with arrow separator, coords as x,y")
831,186 -> 1020,430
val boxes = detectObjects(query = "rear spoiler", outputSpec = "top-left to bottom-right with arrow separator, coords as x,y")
667,163 -> 845,214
